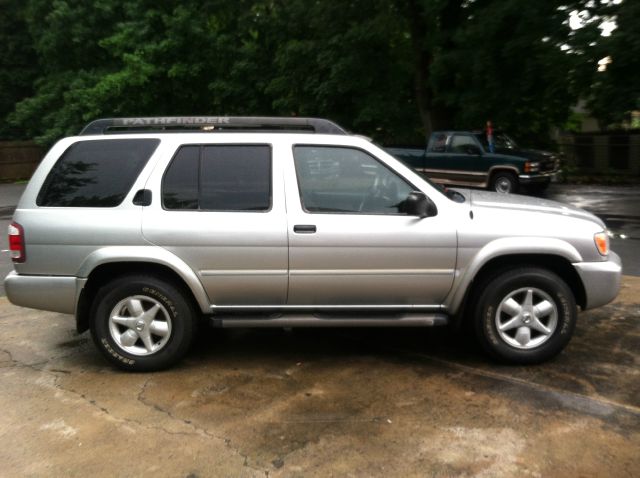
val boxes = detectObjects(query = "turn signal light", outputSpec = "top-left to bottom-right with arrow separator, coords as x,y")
594,232 -> 609,256
8,222 -> 26,263
524,161 -> 540,173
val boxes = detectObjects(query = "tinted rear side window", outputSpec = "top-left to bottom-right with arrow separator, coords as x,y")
162,146 -> 199,209
37,139 -> 159,207
162,144 -> 271,211
200,145 -> 271,211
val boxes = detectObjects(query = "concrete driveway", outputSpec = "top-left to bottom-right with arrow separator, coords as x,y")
1,276 -> 639,476
1,182 -> 639,476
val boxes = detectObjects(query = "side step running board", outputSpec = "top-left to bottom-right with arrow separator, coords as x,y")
211,313 -> 448,328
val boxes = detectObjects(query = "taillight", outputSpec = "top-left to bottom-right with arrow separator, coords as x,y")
8,222 -> 26,263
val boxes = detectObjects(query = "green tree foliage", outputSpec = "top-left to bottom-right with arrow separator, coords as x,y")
0,0 -> 40,139
433,0 -> 576,143
584,0 -> 640,127
1,0 -> 635,145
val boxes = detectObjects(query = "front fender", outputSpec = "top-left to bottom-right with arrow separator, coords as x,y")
445,237 -> 583,314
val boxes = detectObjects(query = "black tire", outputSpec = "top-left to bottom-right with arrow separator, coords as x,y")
90,275 -> 197,372
473,267 -> 577,364
490,171 -> 518,194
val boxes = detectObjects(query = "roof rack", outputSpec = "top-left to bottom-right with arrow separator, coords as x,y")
79,116 -> 348,136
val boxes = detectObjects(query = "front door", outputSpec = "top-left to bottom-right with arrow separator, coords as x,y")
286,145 -> 457,307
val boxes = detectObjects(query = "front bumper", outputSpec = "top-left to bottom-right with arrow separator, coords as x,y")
573,251 -> 622,310
519,170 -> 562,184
4,271 -> 79,314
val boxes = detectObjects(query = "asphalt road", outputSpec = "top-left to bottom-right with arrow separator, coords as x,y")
544,184 -> 640,276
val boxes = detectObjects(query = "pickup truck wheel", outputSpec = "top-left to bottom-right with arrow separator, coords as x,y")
90,275 -> 196,372
474,268 -> 577,364
490,172 -> 518,194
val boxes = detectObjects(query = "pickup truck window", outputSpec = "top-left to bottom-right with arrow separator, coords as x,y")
428,133 -> 447,152
293,146 -> 413,214
163,144 -> 271,211
449,135 -> 482,154
474,132 -> 518,150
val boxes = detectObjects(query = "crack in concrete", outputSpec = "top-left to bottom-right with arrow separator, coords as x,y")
0,348 -> 226,440
0,347 -> 49,370
136,378 -> 217,438
2,346 -> 269,474
136,378 -> 269,476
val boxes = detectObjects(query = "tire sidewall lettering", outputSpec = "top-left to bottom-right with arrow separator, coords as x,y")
474,268 -> 577,363
101,337 -> 135,365
91,276 -> 195,371
484,305 -> 500,346
142,286 -> 178,317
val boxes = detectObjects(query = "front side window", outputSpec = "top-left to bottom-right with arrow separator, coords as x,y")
37,139 -> 159,207
162,144 -> 271,211
293,146 -> 414,214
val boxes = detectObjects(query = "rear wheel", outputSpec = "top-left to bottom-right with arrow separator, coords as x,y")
473,267 -> 577,364
90,275 -> 197,372
490,171 -> 518,194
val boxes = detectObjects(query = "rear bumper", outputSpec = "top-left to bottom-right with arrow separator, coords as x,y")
4,271 -> 79,314
573,251 -> 622,310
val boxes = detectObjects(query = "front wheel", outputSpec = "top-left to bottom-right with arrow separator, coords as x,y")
90,275 -> 197,372
473,268 -> 577,364
490,171 -> 518,194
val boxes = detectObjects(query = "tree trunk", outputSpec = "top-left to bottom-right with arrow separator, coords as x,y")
406,0 -> 433,140
405,0 -> 463,137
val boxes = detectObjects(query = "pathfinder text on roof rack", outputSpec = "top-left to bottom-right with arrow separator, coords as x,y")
80,116 -> 348,136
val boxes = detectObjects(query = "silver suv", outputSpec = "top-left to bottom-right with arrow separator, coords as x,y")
5,117 -> 622,371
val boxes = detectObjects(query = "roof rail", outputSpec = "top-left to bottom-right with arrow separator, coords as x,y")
79,116 -> 348,136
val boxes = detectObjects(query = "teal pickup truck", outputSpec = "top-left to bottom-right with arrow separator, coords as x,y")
386,131 -> 561,194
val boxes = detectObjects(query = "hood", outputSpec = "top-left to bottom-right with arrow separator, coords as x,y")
494,147 -> 555,160
464,189 -> 605,228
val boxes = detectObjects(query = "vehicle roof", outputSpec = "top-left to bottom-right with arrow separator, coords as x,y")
80,116 -> 349,136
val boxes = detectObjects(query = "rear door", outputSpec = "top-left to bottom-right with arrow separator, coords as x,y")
142,141 -> 288,306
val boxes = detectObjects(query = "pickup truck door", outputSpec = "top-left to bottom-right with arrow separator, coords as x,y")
285,145 -> 457,307
424,133 -> 487,186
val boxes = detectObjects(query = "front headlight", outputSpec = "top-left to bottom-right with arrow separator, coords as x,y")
524,161 -> 540,173
594,231 -> 609,256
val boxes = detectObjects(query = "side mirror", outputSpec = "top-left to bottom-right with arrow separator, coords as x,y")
404,191 -> 437,218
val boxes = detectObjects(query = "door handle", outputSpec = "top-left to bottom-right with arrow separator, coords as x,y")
293,224 -> 317,234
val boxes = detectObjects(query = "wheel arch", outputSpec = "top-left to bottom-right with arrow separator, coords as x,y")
488,166 -> 520,192
450,253 -> 587,330
488,165 -> 520,177
76,258 -> 209,333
